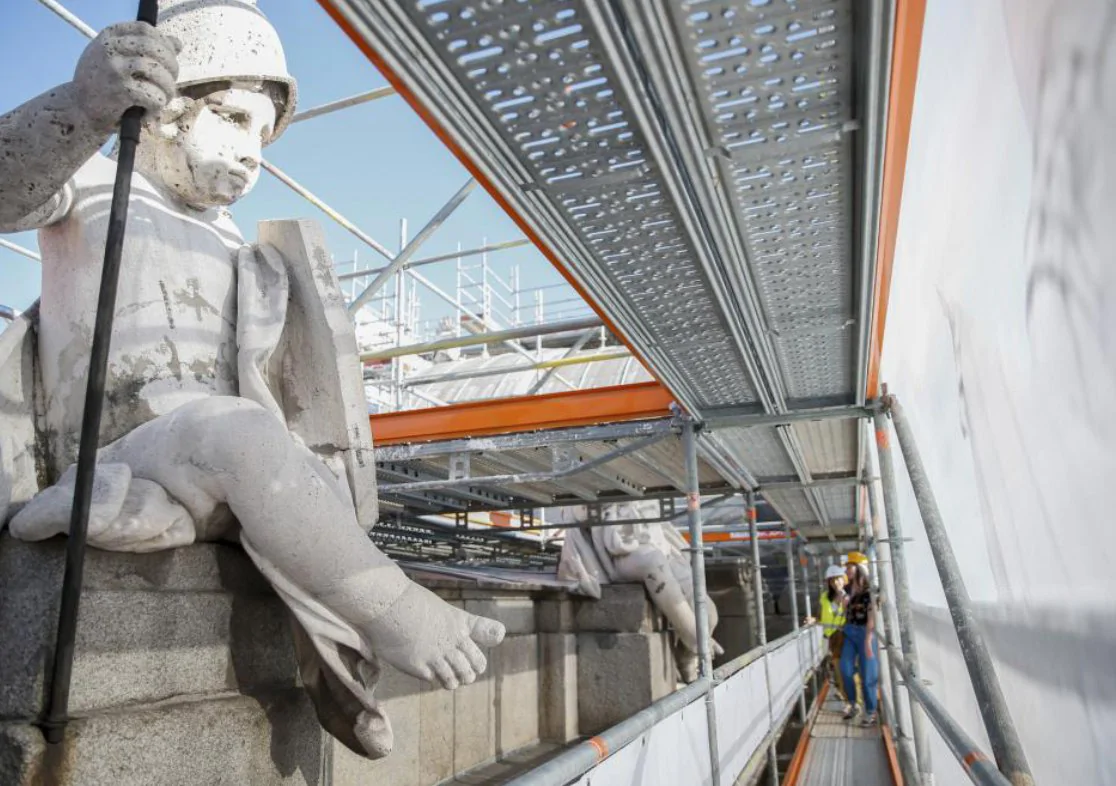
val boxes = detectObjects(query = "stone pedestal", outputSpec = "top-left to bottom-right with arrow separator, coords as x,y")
0,534 -> 316,786
0,536 -> 686,784
707,559 -> 758,668
572,584 -> 677,735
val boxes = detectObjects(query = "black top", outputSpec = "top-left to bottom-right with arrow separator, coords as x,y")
846,587 -> 873,626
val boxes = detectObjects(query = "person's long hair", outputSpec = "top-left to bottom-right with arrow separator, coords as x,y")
848,563 -> 871,593
826,577 -> 842,602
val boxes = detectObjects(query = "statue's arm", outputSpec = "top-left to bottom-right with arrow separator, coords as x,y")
0,22 -> 179,232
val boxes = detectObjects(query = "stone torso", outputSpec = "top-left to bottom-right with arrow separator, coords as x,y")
37,153 -> 244,477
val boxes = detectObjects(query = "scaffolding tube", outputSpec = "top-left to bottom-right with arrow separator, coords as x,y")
748,492 -> 780,786
290,86 -> 395,123
0,237 -> 41,262
887,395 -> 1034,786
348,179 -> 477,314
874,407 -> 935,785
885,644 -> 1014,786
784,524 -> 807,723
360,316 -> 603,362
680,419 -> 720,785
336,239 -> 531,280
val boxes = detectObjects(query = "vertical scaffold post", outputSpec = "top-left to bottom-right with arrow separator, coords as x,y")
681,419 -> 720,785
802,552 -> 819,698
784,524 -> 807,723
867,466 -> 920,786
747,493 -> 779,786
887,396 -> 1034,786
874,408 -> 934,785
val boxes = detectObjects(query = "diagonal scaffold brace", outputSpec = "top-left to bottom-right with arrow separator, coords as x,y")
41,0 -> 161,745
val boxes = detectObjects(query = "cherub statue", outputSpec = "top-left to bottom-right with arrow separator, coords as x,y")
556,500 -> 722,683
0,0 -> 504,758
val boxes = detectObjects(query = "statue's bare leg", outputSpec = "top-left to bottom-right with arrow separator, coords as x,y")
100,396 -> 504,688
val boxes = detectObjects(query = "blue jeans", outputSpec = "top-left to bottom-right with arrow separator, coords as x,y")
840,624 -> 879,715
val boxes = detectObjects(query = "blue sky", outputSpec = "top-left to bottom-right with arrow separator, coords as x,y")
0,0 -> 566,319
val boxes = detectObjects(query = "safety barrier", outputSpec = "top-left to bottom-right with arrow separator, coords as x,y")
507,626 -> 824,786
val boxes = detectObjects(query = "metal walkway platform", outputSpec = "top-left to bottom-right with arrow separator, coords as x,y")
797,697 -> 894,786
324,0 -> 899,544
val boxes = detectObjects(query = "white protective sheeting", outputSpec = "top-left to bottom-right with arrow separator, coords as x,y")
880,1 -> 1116,783
568,627 -> 824,786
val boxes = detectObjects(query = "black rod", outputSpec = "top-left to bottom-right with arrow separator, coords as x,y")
42,0 -> 160,744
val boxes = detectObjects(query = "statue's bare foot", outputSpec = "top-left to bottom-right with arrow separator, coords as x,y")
363,582 -> 506,690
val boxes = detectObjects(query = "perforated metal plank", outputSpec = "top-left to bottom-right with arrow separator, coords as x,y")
352,0 -> 761,411
329,0 -> 880,535
711,425 -> 798,477
816,483 -> 855,523
792,417 -> 858,476
763,488 -> 818,524
664,0 -> 859,401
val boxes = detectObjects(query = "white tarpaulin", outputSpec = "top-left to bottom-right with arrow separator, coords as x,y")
880,1 -> 1116,783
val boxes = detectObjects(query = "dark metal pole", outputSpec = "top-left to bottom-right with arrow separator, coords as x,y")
42,0 -> 160,745
747,493 -> 778,786
681,419 -> 720,784
887,396 -> 1034,786
874,408 -> 934,784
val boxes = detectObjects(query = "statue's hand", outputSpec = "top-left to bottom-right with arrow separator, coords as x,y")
73,22 -> 181,134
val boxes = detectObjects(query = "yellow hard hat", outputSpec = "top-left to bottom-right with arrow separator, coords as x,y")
845,551 -> 869,566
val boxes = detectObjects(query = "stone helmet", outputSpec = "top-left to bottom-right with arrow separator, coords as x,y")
158,0 -> 298,143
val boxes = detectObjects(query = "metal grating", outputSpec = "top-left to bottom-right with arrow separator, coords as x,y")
792,418 -> 857,476
667,0 -> 858,399
398,0 -> 759,409
714,425 -> 798,477
329,0 -> 884,549
763,488 -> 818,524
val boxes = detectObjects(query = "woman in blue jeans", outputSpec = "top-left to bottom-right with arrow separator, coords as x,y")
840,551 -> 878,725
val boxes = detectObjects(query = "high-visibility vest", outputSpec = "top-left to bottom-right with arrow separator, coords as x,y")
818,590 -> 846,638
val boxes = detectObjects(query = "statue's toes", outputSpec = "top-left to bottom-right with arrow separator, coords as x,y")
470,616 -> 506,648
447,650 -> 477,686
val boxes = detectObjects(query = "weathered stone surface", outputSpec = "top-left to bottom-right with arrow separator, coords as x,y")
577,631 -> 675,734
0,537 -> 295,720
331,667 -> 422,786
496,634 -> 539,756
1,691 -> 322,786
453,663 -> 497,773
418,680 -> 455,785
537,595 -> 575,633
539,633 -> 579,743
464,594 -> 537,636
573,583 -> 657,634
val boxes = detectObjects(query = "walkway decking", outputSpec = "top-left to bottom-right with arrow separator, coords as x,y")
799,697 -> 894,786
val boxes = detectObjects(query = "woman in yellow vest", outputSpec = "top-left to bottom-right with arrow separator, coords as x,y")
818,564 -> 851,704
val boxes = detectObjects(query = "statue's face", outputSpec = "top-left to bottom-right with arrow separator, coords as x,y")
144,87 -> 276,209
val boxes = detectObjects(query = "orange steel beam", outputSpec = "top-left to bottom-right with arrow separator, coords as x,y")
369,381 -> 674,445
882,720 -> 906,786
866,0 -> 928,399
317,0 -> 670,402
680,531 -> 792,544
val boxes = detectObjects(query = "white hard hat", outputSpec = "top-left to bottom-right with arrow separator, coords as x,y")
824,565 -> 845,581
159,0 -> 297,142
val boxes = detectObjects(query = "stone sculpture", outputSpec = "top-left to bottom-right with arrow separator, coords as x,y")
0,0 -> 504,759
556,500 -> 722,683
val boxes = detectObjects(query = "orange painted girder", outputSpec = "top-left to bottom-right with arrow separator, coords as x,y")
866,0 -> 928,399
370,381 -> 674,446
